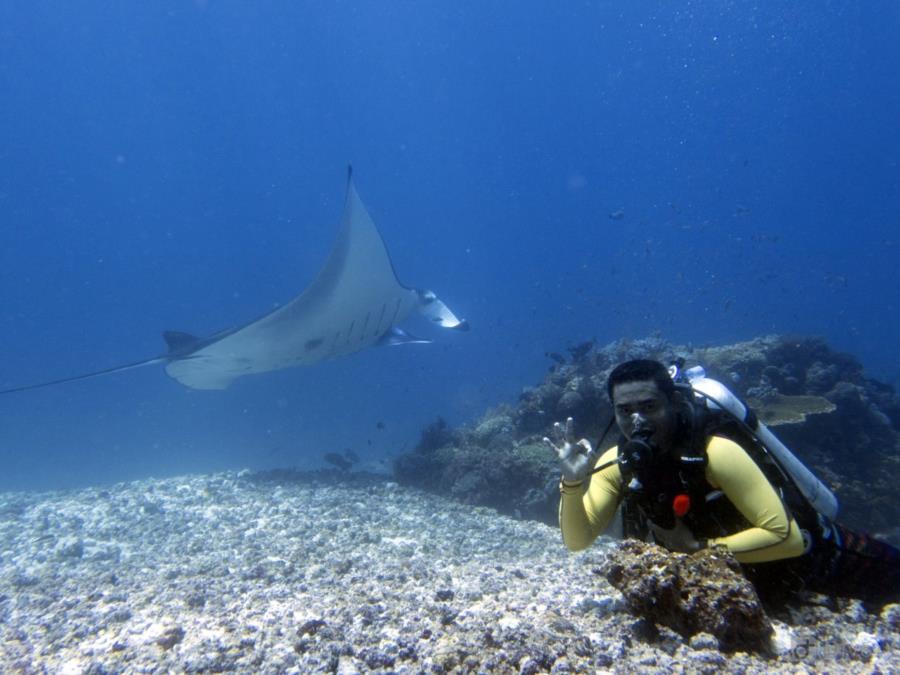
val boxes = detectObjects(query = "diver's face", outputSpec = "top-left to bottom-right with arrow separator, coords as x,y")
612,380 -> 676,450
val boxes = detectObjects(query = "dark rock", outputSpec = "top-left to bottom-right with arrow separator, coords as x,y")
242,564 -> 269,581
332,558 -> 353,575
11,573 -> 39,589
602,540 -> 772,652
107,608 -> 132,623
56,538 -> 84,560
438,606 -> 458,625
297,618 -> 327,637
434,588 -> 454,601
155,625 -> 185,650
358,647 -> 395,669
593,652 -> 614,668
357,604 -> 381,627
396,637 -> 419,661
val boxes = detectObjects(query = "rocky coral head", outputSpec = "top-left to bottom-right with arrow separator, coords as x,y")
414,417 -> 457,454
601,540 -> 773,653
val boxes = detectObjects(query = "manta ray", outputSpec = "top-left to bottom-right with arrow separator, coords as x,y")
0,168 -> 468,394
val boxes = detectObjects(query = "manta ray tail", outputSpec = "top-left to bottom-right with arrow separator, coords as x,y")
0,355 -> 166,396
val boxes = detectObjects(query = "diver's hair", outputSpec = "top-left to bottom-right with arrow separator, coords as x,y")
607,359 -> 676,402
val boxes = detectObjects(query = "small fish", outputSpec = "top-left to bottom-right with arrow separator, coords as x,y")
608,209 -> 625,220
375,421 -> 385,430
824,273 -> 848,288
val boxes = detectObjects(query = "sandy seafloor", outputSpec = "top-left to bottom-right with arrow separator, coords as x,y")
0,470 -> 897,673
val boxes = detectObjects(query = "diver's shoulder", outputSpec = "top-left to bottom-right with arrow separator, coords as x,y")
596,445 -> 619,464
705,435 -> 753,462
706,434 -> 743,450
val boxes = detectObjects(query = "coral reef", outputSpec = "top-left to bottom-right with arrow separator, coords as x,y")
394,335 -> 900,536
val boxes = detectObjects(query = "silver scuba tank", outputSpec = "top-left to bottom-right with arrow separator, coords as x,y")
680,365 -> 839,521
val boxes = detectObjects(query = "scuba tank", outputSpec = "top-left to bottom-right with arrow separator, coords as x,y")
677,364 -> 839,521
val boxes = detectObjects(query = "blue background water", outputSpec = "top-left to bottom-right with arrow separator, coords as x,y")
1,2 -> 898,492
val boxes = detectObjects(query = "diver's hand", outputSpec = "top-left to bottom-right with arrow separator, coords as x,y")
543,417 -> 598,484
648,518 -> 703,553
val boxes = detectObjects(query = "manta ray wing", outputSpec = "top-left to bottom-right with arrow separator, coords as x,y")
164,171 -> 423,390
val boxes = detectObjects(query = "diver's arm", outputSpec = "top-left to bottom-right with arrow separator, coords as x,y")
559,447 -> 622,551
705,437 -> 805,563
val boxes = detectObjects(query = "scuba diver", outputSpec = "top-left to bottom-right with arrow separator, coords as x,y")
546,359 -> 900,605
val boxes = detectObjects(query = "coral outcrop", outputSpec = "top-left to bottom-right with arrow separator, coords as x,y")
600,540 -> 772,652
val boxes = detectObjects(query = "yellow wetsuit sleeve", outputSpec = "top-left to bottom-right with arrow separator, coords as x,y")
558,447 -> 622,551
704,436 -> 805,563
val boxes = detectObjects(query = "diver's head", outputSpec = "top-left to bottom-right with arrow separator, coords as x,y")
608,360 -> 679,456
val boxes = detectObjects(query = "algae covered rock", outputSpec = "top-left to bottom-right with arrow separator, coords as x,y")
601,540 -> 772,652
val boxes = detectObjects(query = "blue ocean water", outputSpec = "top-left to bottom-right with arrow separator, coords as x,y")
0,2 -> 897,492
